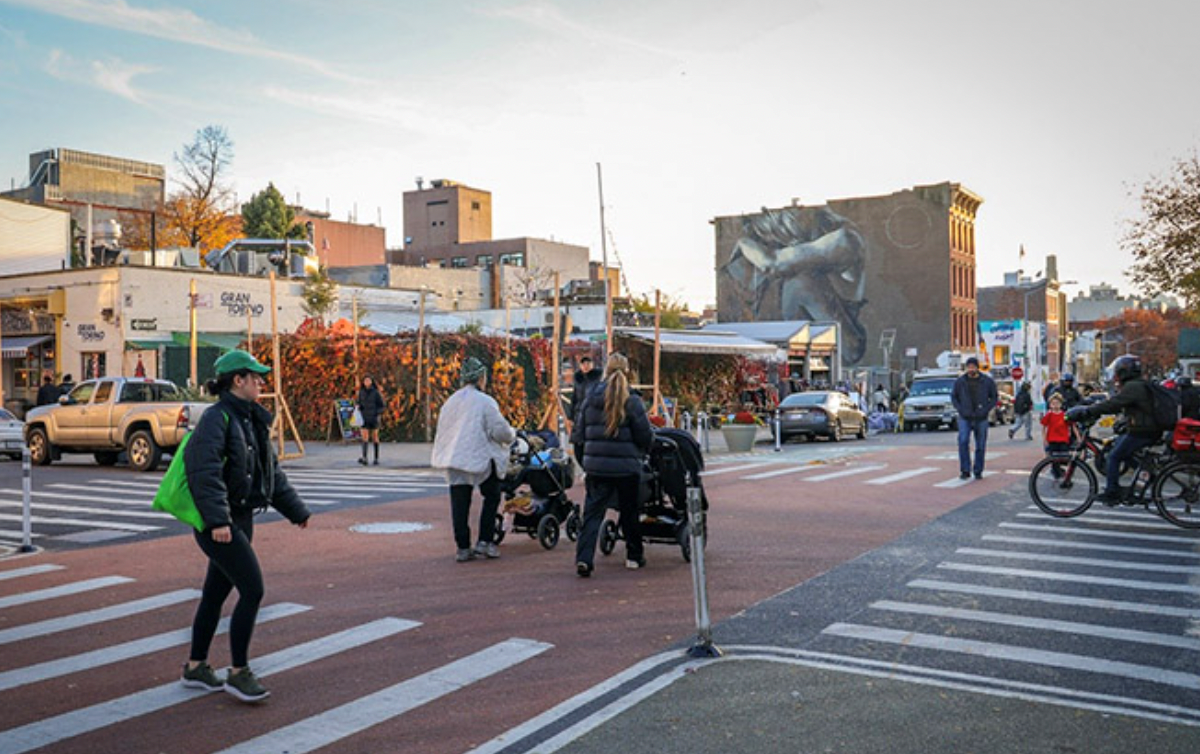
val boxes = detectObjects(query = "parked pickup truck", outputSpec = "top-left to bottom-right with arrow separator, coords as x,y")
23,377 -> 211,472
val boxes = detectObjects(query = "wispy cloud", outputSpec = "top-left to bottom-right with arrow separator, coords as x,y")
489,1 -> 680,61
45,48 -> 157,103
263,86 -> 470,139
0,0 -> 362,83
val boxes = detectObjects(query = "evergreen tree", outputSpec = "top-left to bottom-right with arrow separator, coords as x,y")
241,183 -> 306,240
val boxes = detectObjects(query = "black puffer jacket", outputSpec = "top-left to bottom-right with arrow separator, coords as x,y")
1080,378 -> 1158,438
570,381 -> 652,477
185,392 -> 310,530
356,385 -> 385,425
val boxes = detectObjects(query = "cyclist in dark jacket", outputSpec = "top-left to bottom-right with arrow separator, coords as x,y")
1178,376 -> 1200,421
181,350 -> 310,703
1068,354 -> 1159,506
1046,373 -> 1083,409
356,375 -> 386,466
571,352 -> 652,577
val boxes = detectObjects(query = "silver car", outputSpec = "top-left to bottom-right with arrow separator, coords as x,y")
778,391 -> 867,442
0,408 -> 25,461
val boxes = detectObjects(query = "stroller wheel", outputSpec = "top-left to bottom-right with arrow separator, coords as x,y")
676,521 -> 692,563
600,519 -> 619,556
565,507 -> 581,542
492,514 -> 506,545
537,515 -> 560,550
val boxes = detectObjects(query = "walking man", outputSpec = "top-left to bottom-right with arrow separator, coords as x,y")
1008,382 -> 1034,441
952,357 -> 998,480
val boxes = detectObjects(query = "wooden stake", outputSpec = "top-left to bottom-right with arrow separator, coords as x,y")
652,289 -> 662,417
189,278 -> 198,388
266,270 -> 305,459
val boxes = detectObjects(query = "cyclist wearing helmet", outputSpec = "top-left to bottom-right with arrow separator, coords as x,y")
1047,372 -> 1083,409
1067,355 -> 1159,505
1177,376 -> 1200,421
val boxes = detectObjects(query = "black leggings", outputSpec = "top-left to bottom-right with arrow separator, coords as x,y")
449,469 -> 502,550
190,514 -> 263,668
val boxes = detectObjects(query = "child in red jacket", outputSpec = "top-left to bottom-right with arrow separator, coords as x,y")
1041,393 -> 1076,455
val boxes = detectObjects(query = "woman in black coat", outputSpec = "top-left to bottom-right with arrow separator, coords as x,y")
570,353 -> 653,577
356,375 -> 386,465
181,350 -> 310,703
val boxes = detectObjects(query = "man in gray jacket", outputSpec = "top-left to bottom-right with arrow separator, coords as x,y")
951,357 -> 999,480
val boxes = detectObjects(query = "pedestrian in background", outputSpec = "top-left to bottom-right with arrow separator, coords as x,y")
182,350 -> 311,703
36,374 -> 60,406
1009,382 -> 1034,441
431,357 -> 516,562
572,352 -> 653,577
951,356 -> 998,480
58,374 -> 75,397
872,384 -> 890,413
356,375 -> 385,466
571,354 -> 601,463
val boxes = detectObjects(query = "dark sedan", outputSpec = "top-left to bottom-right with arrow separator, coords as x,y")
778,391 -> 867,442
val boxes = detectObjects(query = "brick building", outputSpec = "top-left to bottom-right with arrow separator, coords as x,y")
295,209 -> 386,268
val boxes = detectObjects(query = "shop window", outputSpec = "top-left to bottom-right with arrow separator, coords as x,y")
450,256 -> 469,268
82,352 -> 107,380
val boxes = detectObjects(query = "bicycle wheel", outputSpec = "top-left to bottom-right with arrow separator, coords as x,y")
1153,461 -> 1200,529
1029,456 -> 1096,517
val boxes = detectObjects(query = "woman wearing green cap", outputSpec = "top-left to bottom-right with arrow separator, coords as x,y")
179,349 -> 311,703
431,356 -> 516,562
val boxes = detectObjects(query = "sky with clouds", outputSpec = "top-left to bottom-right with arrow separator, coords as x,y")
1,0 -> 1198,309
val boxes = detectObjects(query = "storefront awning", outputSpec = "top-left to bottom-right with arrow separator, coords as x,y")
1,334 -> 53,358
170,332 -> 248,350
617,328 -> 780,356
126,338 -> 173,350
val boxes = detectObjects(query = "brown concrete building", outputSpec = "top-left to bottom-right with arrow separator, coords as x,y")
296,209 -> 386,268
714,182 -> 983,371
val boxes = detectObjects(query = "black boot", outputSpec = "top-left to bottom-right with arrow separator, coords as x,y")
373,442 -> 380,466
358,444 -> 368,466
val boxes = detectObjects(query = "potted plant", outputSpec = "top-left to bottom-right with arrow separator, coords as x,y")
720,411 -> 759,453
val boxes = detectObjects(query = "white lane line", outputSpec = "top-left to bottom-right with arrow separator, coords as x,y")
907,579 -> 1200,620
0,603 -> 310,692
934,471 -> 997,488
75,480 -> 159,490
0,488 -> 151,507
803,464 -> 888,482
0,576 -> 134,610
924,451 -> 1008,460
1005,469 -> 1031,475
741,465 -> 824,480
466,650 -> 686,754
0,564 -> 64,582
998,522 -> 1196,545
700,462 -> 775,477
217,638 -> 553,754
293,483 -> 437,492
955,547 -> 1200,575
0,500 -> 172,520
937,562 -> 1200,594
870,600 -> 1200,652
981,534 -> 1200,561
726,646 -> 1200,728
1014,512 -> 1178,531
0,529 -> 44,541
286,472 -> 442,482
287,488 -> 374,499
0,589 -> 201,645
1,617 -> 420,754
822,623 -> 1200,691
865,467 -> 940,485
0,512 -> 159,532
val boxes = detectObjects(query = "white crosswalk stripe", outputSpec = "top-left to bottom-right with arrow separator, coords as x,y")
802,464 -> 888,482
0,563 -> 63,582
0,588 -> 200,644
864,467 -> 940,485
0,576 -> 134,609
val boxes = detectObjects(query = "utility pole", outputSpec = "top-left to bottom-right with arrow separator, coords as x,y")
597,163 -> 613,356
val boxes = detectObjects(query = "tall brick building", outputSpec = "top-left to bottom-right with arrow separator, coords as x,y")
714,182 -> 983,371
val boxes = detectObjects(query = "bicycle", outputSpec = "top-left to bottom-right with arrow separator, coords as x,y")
1028,418 -> 1200,529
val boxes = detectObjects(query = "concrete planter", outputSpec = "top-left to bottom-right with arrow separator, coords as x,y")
720,424 -> 758,453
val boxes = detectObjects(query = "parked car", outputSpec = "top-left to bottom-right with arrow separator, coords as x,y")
0,408 -> 24,460
778,391 -> 867,442
22,377 -> 211,471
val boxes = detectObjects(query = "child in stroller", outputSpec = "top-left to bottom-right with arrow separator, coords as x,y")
494,430 -> 581,549
598,427 -> 709,562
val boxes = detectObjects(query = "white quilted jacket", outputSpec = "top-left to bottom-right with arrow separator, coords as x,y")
430,385 -> 516,476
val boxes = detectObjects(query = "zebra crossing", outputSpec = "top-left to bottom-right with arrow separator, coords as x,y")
702,451 -> 1011,490
790,501 -> 1200,726
0,564 -> 552,753
0,468 -> 447,550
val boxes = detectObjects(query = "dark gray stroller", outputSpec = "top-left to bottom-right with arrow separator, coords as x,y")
494,431 -> 580,550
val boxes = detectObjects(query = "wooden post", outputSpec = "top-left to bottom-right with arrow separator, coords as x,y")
652,289 -> 662,417
540,272 -> 568,431
246,306 -> 253,350
351,293 -> 359,380
418,289 -> 431,442
189,278 -> 198,388
0,310 -> 5,409
597,163 -> 613,357
504,296 -> 511,364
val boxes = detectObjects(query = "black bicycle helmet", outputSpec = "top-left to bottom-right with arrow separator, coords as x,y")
1061,372 -> 1074,384
1108,355 -> 1142,385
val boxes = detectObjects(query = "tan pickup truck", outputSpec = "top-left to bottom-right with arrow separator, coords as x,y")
23,377 -> 212,472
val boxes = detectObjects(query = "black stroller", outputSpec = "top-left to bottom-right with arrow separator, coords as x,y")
599,427 -> 709,562
494,430 -> 581,550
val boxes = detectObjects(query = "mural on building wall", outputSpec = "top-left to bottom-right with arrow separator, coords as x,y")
718,207 -> 869,364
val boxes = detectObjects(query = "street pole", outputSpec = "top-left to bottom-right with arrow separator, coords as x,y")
597,163 -> 612,357
686,485 -> 721,658
20,445 -> 34,552
189,278 -> 198,389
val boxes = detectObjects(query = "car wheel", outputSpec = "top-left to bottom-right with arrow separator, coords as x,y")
831,421 -> 843,442
27,427 -> 52,466
856,421 -> 867,440
126,430 -> 162,472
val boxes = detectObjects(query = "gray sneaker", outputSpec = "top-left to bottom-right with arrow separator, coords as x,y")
475,541 -> 500,559
225,667 -> 270,702
181,661 -> 223,691
456,548 -> 477,562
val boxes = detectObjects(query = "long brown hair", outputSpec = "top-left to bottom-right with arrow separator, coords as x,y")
603,353 -> 631,437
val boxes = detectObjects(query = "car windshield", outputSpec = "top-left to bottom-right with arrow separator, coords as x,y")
0,408 -> 15,421
909,379 -> 954,397
781,392 -> 830,407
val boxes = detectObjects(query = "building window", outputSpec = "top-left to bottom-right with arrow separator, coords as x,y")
476,255 -> 493,268
82,352 -> 107,380
472,201 -> 481,211
450,256 -> 468,268
499,252 -> 525,266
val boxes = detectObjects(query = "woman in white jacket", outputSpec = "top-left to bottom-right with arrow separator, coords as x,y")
431,357 -> 516,562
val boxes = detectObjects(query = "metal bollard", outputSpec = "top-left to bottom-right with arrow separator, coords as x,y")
697,411 -> 710,453
685,485 -> 721,658
774,408 -> 782,452
682,410 -> 692,433
20,445 -> 34,553
557,412 -> 568,450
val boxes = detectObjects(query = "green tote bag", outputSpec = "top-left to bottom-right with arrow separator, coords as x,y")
152,431 -> 205,531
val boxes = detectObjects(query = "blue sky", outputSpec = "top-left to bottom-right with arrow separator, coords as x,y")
2,0 -> 1199,309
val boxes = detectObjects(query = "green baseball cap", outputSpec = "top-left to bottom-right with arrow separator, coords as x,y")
214,350 -> 271,376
